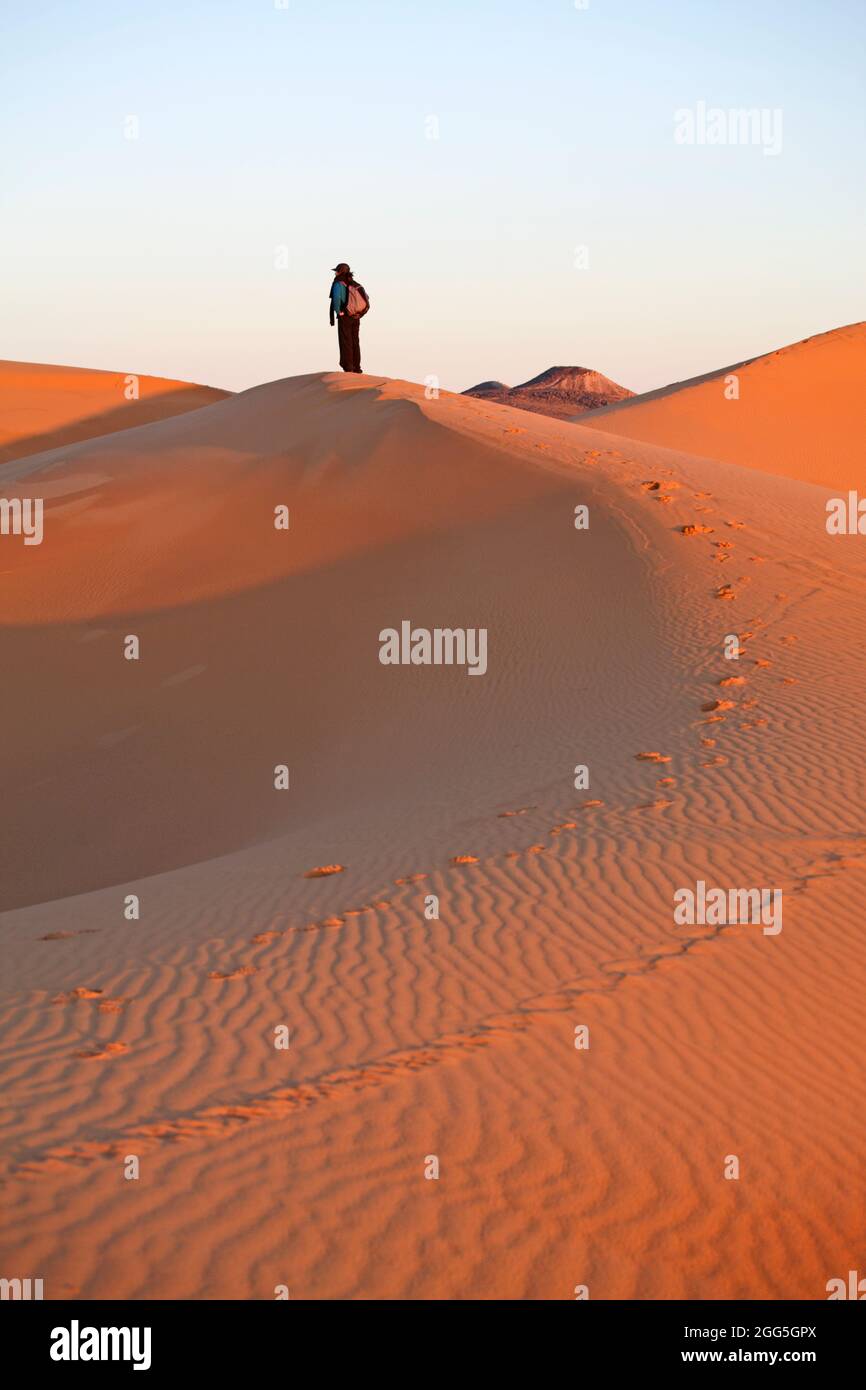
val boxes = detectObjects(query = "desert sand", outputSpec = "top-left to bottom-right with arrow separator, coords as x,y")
0,360 -> 230,467
587,321 -> 866,489
1,325 -> 865,1299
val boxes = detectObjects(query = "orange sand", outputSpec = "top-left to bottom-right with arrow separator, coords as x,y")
588,321 -> 866,489
1,329 -> 865,1298
0,360 -> 230,466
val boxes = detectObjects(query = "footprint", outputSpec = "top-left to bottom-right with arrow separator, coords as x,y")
602,957 -> 649,976
394,873 -> 428,884
207,966 -> 258,981
52,987 -> 104,1004
635,752 -> 671,762
718,676 -> 746,687
303,864 -> 345,878
450,854 -> 479,865
681,524 -> 714,536
497,807 -> 536,818
98,998 -> 129,1014
715,585 -> 736,600
701,699 -> 735,712
295,916 -> 346,932
636,799 -> 673,811
75,1042 -> 128,1061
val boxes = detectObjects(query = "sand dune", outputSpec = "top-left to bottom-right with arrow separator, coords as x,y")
1,347 -> 865,1299
0,360 -> 231,466
586,321 -> 866,489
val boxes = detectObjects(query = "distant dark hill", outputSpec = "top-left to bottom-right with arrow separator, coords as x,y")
464,380 -> 509,396
463,366 -> 633,420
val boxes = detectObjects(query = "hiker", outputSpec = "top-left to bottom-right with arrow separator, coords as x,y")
329,262 -> 369,373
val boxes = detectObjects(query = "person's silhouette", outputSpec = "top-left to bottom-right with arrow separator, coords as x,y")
329,262 -> 370,373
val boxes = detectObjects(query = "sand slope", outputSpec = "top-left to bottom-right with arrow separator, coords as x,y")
1,352 -> 865,1299
0,360 -> 231,466
586,322 -> 866,489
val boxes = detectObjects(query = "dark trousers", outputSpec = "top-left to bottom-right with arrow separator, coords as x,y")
337,314 -> 362,372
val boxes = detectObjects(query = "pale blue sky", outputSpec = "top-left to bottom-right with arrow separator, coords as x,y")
2,0 -> 863,394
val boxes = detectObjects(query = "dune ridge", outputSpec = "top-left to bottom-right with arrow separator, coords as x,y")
0,360 -> 231,466
585,321 -> 866,488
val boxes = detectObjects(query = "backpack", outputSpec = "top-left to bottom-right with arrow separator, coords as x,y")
345,282 -> 370,317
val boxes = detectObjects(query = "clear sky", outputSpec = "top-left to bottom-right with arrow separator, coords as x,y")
2,0 -> 864,395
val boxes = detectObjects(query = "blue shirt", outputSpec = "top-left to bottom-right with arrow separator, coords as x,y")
331,281 -> 347,316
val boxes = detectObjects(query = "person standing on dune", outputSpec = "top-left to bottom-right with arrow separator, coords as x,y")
329,262 -> 369,373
